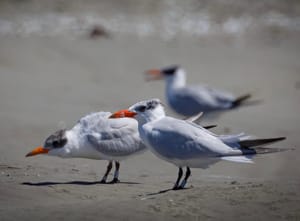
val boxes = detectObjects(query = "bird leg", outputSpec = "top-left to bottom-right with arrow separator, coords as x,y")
179,167 -> 191,189
110,161 -> 120,183
173,167 -> 183,190
100,161 -> 113,183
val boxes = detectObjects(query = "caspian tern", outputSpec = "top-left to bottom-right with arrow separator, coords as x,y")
110,99 -> 290,190
145,65 -> 252,116
26,112 -> 146,183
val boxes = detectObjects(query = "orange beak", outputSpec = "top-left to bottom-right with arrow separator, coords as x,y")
26,146 -> 49,157
109,109 -> 137,118
145,69 -> 163,81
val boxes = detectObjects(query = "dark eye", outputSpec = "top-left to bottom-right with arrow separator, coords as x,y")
137,105 -> 146,112
52,138 -> 67,148
53,140 -> 60,148
162,65 -> 179,75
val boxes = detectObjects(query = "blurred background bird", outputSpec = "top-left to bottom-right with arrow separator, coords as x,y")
145,65 -> 252,117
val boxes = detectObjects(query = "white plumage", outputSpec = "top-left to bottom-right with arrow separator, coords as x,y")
26,111 -> 147,183
112,98 -> 287,189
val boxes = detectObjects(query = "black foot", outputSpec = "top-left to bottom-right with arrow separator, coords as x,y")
100,179 -> 107,184
172,185 -> 179,190
173,185 -> 185,191
109,178 -> 120,184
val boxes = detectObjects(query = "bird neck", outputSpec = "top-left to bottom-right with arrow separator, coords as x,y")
166,69 -> 186,91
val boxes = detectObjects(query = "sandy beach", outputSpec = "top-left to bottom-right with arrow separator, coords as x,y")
1,1 -> 300,220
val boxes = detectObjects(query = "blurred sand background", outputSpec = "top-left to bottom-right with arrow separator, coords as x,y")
0,0 -> 300,220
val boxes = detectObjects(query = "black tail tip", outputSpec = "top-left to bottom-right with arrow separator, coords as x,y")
203,124 -> 218,129
274,137 -> 286,142
232,94 -> 252,108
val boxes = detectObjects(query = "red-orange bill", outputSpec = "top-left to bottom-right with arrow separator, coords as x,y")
145,69 -> 163,81
109,110 -> 137,118
26,146 -> 49,157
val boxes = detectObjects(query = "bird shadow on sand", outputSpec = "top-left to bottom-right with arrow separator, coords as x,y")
139,187 -> 193,200
146,186 -> 193,196
22,180 -> 141,186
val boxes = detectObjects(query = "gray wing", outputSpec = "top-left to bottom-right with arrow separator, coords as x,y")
146,117 -> 238,160
200,85 -> 235,104
170,86 -> 234,114
85,116 -> 146,157
183,85 -> 235,106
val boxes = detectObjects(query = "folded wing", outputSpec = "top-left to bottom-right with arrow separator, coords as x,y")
77,112 -> 147,158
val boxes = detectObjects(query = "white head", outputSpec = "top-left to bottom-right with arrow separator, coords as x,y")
26,129 -> 77,158
110,98 -> 166,124
145,65 -> 186,88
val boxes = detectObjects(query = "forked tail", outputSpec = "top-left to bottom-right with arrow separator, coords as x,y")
239,136 -> 293,155
222,137 -> 293,163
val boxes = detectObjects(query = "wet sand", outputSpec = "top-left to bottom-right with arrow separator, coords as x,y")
0,35 -> 300,220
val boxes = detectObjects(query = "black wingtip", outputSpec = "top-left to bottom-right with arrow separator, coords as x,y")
232,93 -> 252,108
203,125 -> 217,130
239,137 -> 286,148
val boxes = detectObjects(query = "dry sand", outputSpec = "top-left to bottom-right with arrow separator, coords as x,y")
0,35 -> 300,220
